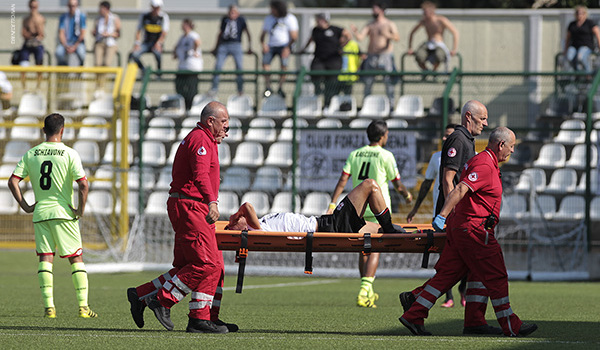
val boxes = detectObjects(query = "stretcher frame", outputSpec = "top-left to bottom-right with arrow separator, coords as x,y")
214,221 -> 446,293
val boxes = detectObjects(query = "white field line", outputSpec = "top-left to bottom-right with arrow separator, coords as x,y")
221,279 -> 340,291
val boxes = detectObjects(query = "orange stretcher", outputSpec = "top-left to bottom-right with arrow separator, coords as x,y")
214,221 -> 446,293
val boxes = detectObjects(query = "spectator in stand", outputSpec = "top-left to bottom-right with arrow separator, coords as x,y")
407,1 -> 459,73
0,72 -> 13,110
210,5 -> 252,96
299,12 -> 351,107
19,0 -> 45,89
260,0 -> 299,98
173,19 -> 203,110
129,0 -> 170,74
56,0 -> 86,66
92,1 -> 121,67
564,5 -> 600,73
351,1 -> 399,103
337,35 -> 362,95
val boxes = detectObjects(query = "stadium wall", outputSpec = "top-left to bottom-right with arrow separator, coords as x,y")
0,7 -> 579,73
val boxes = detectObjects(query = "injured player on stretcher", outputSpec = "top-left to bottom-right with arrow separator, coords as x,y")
226,179 -> 405,234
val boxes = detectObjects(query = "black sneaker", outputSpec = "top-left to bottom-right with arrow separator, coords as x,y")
213,319 -> 239,332
127,288 -> 145,328
399,316 -> 432,336
145,294 -> 174,331
463,324 -> 504,335
399,291 -> 416,313
186,318 -> 228,334
515,323 -> 538,337
277,89 -> 286,98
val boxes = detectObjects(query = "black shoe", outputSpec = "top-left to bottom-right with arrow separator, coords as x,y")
145,294 -> 174,331
127,288 -> 145,328
515,323 -> 538,337
213,319 -> 239,332
277,89 -> 286,98
463,324 -> 504,335
399,316 -> 432,336
186,318 -> 228,334
399,291 -> 416,313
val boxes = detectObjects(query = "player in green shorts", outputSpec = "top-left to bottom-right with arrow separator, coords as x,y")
8,113 -> 97,319
329,120 -> 413,308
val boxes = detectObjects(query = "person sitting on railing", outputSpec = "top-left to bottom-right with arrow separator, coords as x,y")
129,0 -> 169,74
19,0 -> 45,90
298,12 -> 350,108
55,0 -> 86,67
407,1 -> 459,73
210,5 -> 252,96
563,5 -> 600,73
173,18 -> 203,110
92,1 -> 121,68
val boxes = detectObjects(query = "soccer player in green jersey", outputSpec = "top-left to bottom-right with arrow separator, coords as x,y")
329,120 -> 413,308
8,113 -> 97,319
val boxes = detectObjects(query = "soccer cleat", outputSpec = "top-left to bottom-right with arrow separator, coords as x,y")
441,299 -> 454,308
145,294 -> 174,331
357,294 -> 377,308
463,324 -> 504,335
399,291 -> 416,313
186,318 -> 228,334
127,287 -> 145,328
44,307 -> 56,318
213,319 -> 239,333
78,306 -> 98,318
515,323 -> 538,337
399,317 -> 432,336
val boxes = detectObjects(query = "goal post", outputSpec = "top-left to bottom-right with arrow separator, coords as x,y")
0,64 -> 137,260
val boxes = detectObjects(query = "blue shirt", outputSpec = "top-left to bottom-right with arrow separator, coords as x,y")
220,16 -> 247,43
59,11 -> 87,45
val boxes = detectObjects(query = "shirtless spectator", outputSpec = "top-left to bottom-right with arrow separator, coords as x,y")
408,1 -> 459,72
20,0 -> 45,89
351,1 -> 399,103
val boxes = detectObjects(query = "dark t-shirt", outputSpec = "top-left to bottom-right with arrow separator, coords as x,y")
568,19 -> 597,49
436,125 -> 476,215
311,25 -> 343,60
220,16 -> 247,43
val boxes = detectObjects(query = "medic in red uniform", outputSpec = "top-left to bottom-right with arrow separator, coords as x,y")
399,127 -> 538,337
127,101 -> 237,334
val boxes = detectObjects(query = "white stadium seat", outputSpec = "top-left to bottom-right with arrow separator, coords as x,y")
156,94 -> 186,119
17,92 -> 47,118
218,142 -> 232,167
515,168 -> 546,193
553,119 -> 586,145
227,94 -> 254,119
301,192 -> 332,217
141,141 -> 167,167
145,192 -> 169,215
78,116 -> 110,141
231,141 -> 264,167
553,195 -> 585,221
88,94 -> 114,119
270,192 -> 302,213
240,191 -> 270,217
2,141 -> 31,163
358,94 -> 390,118
278,117 -> 308,142
566,144 -> 597,170
251,166 -> 283,193
391,95 -> 425,119
224,117 -> 243,143
500,194 -> 527,221
295,95 -> 322,119
145,117 -> 177,142
258,94 -> 288,119
544,168 -> 577,194
316,118 -> 342,129
220,166 -> 252,192
532,143 -> 566,168
218,191 -> 240,219
324,95 -> 357,119
264,141 -> 293,167
73,140 -> 101,166
11,116 -> 41,141
245,118 -> 277,143
0,189 -> 19,214
86,190 -> 113,214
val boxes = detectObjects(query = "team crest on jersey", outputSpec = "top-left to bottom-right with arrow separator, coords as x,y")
198,146 -> 207,156
468,172 -> 478,182
448,147 -> 457,158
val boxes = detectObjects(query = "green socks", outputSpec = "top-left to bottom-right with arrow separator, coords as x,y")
359,277 -> 375,297
38,261 -> 54,308
71,262 -> 89,307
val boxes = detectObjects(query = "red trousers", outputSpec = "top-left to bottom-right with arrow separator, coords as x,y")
402,217 -> 523,336
136,197 -> 224,320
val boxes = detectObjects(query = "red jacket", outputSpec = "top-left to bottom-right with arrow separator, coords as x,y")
169,123 -> 220,204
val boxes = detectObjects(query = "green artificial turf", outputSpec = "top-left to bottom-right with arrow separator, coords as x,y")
0,250 -> 598,349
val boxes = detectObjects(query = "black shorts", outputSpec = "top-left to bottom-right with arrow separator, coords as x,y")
316,196 -> 366,233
